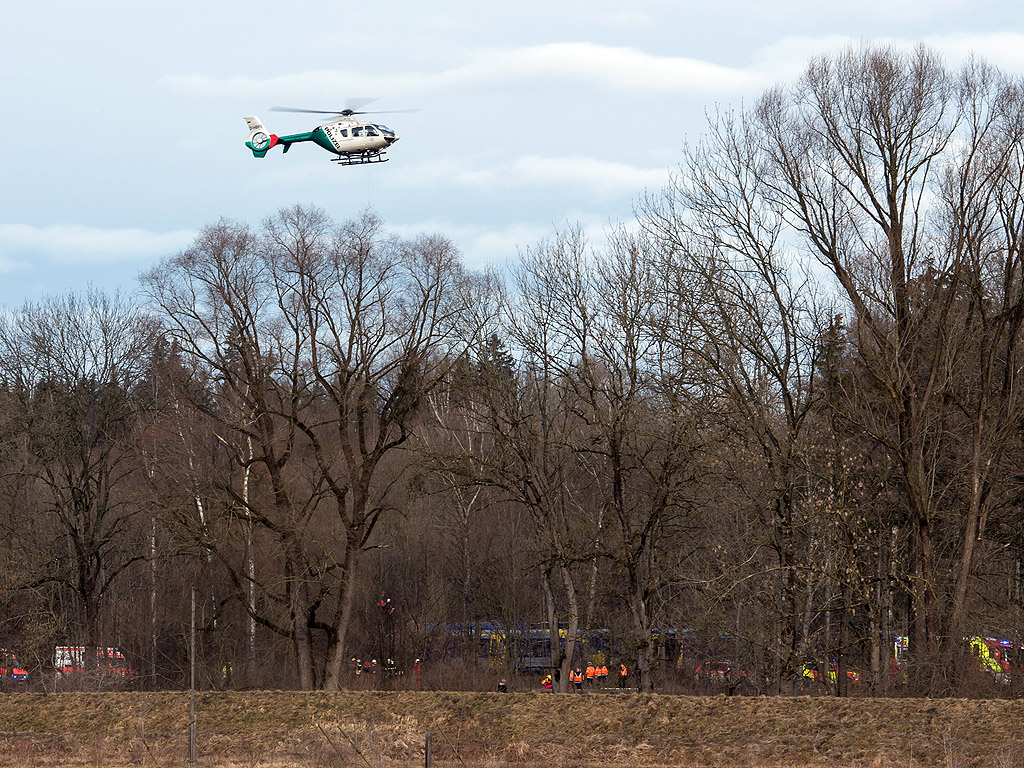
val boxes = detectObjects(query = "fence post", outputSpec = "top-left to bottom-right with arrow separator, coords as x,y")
425,731 -> 432,768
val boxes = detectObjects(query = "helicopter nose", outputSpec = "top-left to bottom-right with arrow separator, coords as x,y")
385,135 -> 399,145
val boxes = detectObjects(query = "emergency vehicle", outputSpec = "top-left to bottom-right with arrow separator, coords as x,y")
799,660 -> 861,687
54,646 -> 134,678
968,637 -> 1017,684
0,649 -> 28,682
889,636 -> 1021,685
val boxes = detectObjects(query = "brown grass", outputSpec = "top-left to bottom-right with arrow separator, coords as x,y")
2,691 -> 1024,767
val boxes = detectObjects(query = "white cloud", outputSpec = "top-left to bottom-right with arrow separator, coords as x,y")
511,155 -> 668,192
392,154 -> 667,196
390,158 -> 500,189
732,0 -> 968,23
752,33 -> 1024,85
389,218 -> 550,268
750,35 -> 869,83
391,213 -> 632,271
164,42 -> 765,100
467,223 -> 557,266
166,33 -> 1024,110
0,224 -> 197,265
922,32 -> 1024,72
489,43 -> 760,93
0,252 -> 26,274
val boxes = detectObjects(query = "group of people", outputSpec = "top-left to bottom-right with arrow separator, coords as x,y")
349,657 -> 378,675
348,656 -> 410,685
540,661 -> 629,691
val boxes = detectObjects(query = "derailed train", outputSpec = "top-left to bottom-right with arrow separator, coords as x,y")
425,622 -> 1024,691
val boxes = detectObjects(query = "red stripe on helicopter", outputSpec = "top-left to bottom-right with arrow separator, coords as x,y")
269,135 -> 279,148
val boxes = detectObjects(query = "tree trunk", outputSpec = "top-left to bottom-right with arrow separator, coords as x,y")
287,548 -> 314,690
869,585 -> 882,696
541,569 -> 564,692
558,564 -> 579,693
837,580 -> 851,697
244,435 -> 256,678
323,537 -> 362,691
628,566 -> 655,693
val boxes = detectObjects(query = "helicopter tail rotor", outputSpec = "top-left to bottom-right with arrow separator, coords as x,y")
243,116 -> 277,158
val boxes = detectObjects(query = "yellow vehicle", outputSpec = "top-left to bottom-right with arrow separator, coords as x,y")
799,661 -> 860,688
891,636 -> 1019,686
969,637 -> 1013,684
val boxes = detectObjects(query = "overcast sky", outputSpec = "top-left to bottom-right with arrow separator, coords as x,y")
3,0 -> 1024,305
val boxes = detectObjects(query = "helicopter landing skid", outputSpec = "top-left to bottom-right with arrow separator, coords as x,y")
332,152 -> 389,166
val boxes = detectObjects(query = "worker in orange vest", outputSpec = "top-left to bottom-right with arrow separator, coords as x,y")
572,668 -> 583,691
585,663 -> 595,686
599,664 -> 608,681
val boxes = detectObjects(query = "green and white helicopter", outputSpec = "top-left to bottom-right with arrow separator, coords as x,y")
244,102 -> 412,166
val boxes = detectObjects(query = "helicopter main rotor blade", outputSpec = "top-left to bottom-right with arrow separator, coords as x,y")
270,106 -> 420,116
269,107 -> 345,115
271,99 -> 374,116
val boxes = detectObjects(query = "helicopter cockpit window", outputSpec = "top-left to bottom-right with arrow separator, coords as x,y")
377,125 -> 395,137
352,127 -> 364,137
365,126 -> 379,137
339,128 -> 349,137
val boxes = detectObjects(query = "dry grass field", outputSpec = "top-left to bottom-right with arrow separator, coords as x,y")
2,690 -> 1023,767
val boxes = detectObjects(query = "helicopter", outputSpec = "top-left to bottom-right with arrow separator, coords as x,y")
244,103 -> 412,166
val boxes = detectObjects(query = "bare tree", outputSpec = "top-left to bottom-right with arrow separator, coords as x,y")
446,229 -> 598,693
570,226 -> 712,693
640,95 -> 829,691
478,226 -> 712,693
640,44 -> 1024,693
750,45 -> 970,687
141,207 -> 489,689
937,59 -> 1024,672
0,288 -> 157,677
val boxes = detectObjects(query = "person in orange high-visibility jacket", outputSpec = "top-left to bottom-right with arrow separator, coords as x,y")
572,668 -> 583,691
585,663 -> 595,685
618,662 -> 628,688
600,664 -> 608,680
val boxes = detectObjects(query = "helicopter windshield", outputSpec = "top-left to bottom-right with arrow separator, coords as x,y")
376,125 -> 395,137
365,126 -> 379,137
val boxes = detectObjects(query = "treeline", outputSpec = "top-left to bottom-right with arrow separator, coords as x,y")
4,45 -> 1024,697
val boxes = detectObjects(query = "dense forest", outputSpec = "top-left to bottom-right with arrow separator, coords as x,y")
4,45 -> 1024,698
